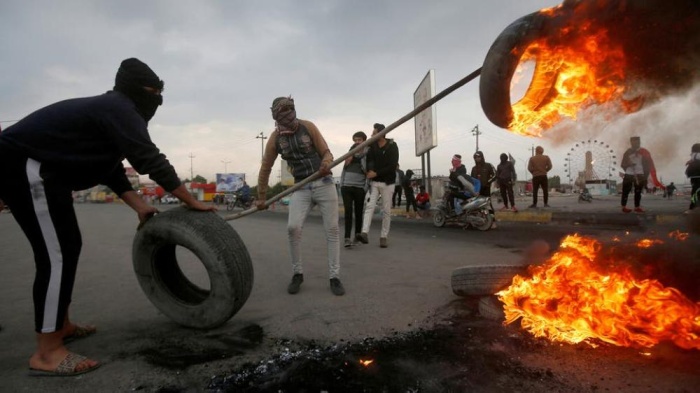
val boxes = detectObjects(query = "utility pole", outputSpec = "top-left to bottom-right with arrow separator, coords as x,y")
256,132 -> 268,161
221,159 -> 231,173
530,145 -> 535,157
471,125 -> 481,153
188,152 -> 195,181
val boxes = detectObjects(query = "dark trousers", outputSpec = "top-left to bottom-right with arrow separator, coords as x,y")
690,179 -> 700,210
498,180 -> 515,207
0,153 -> 81,333
621,174 -> 646,208
341,186 -> 365,239
403,186 -> 417,213
531,175 -> 548,205
392,185 -> 402,207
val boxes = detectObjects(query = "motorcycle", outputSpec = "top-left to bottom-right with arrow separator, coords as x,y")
226,191 -> 255,211
431,186 -> 494,231
578,188 -> 593,203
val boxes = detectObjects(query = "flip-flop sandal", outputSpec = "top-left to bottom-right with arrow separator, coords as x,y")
63,324 -> 97,344
29,352 -> 101,377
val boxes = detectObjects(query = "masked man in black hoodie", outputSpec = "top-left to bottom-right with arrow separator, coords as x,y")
0,58 -> 215,376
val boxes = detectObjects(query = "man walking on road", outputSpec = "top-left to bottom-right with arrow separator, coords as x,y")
620,136 -> 662,213
256,96 -> 344,296
527,146 -> 553,208
359,123 -> 399,248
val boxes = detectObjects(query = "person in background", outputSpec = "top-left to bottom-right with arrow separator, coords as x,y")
340,131 -> 368,247
665,182 -> 676,200
256,96 -> 344,296
415,185 -> 431,219
470,151 -> 496,199
238,181 -> 252,205
685,143 -> 700,213
620,136 -> 663,213
0,58 -> 216,376
359,123 -> 399,248
447,154 -> 475,214
527,146 -> 553,208
392,163 -> 405,208
402,169 -> 418,218
471,151 -> 497,227
496,153 -> 517,212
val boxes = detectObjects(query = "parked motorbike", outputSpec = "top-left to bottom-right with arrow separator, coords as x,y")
226,192 -> 255,211
578,188 -> 593,203
431,187 -> 494,231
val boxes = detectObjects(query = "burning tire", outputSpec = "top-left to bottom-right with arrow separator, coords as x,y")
478,295 -> 506,321
133,207 -> 254,329
479,11 -> 552,129
451,264 -> 527,297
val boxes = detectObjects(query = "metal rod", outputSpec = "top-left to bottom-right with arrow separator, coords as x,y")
223,67 -> 482,221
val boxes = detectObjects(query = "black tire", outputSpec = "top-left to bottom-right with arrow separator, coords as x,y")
432,209 -> 446,227
133,207 -> 253,329
479,11 -> 552,129
470,210 -> 494,231
478,295 -> 505,321
451,264 -> 527,297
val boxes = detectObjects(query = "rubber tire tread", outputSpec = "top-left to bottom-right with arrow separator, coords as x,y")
451,264 -> 527,297
478,295 -> 506,321
133,207 -> 253,329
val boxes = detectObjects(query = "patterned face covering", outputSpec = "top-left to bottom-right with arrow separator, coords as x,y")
271,96 -> 299,135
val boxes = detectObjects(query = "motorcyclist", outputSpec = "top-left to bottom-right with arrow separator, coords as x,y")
237,181 -> 252,206
579,187 -> 592,202
447,154 -> 479,214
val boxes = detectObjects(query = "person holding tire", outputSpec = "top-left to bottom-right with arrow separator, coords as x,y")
256,96 -> 345,296
0,58 -> 215,377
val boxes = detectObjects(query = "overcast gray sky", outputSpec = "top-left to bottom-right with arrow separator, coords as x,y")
1,0 -> 696,187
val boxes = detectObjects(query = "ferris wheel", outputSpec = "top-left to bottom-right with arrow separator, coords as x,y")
563,139 -> 617,188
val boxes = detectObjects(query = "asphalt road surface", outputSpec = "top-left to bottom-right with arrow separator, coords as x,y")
0,199 -> 695,392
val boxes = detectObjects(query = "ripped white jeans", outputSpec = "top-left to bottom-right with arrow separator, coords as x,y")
287,176 -> 340,279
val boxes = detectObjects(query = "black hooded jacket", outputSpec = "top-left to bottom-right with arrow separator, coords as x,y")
0,91 -> 181,195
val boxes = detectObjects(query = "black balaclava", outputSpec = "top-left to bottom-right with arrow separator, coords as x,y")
500,153 -> 508,163
114,58 -> 164,122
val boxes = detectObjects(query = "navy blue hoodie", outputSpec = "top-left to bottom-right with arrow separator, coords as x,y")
0,91 -> 180,195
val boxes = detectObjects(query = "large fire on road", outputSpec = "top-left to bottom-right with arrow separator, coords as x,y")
497,234 -> 700,350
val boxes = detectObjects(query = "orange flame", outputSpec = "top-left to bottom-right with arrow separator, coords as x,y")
509,19 -> 627,136
668,230 -> 690,241
359,359 -> 374,367
497,234 -> 700,349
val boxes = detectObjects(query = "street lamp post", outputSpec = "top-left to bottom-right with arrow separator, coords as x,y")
221,159 -> 231,173
471,125 -> 481,152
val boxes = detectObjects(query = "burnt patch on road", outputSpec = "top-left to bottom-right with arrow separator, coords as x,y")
207,301 -> 700,392
137,324 -> 264,370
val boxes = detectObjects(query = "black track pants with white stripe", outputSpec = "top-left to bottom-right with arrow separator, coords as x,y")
0,153 -> 81,333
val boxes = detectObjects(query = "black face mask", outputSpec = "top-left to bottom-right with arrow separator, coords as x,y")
113,58 -> 164,122
132,90 -> 163,122
114,84 -> 163,122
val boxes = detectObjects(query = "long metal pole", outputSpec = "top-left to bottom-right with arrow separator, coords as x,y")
224,67 -> 482,221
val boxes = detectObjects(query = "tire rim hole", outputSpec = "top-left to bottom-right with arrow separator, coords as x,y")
510,58 -> 536,105
153,244 -> 211,305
